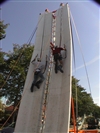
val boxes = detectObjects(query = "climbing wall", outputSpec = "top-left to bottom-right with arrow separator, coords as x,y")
44,4 -> 72,133
14,3 -> 72,133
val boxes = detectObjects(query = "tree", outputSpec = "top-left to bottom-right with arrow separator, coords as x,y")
0,44 -> 34,108
0,20 -> 9,40
92,104 -> 100,118
0,51 -> 6,87
0,46 -> 100,126
72,76 -> 95,117
86,116 -> 96,129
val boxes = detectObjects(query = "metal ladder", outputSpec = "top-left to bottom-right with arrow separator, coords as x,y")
39,11 -> 57,133
59,5 -> 63,47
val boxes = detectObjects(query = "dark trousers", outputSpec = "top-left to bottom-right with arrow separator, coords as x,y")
54,54 -> 62,73
30,72 -> 45,92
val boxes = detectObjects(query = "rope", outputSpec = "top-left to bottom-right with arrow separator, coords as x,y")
69,10 -> 78,132
27,15 -> 44,45
62,44 -> 67,59
27,26 -> 37,45
0,52 -> 23,90
70,17 -> 76,70
0,15 -> 44,90
59,7 -> 63,47
57,7 -> 67,59
70,11 -> 92,98
1,29 -> 51,130
68,7 -> 78,133
70,8 -> 93,133
1,17 -> 46,131
1,103 -> 20,129
40,15 -> 45,59
0,15 -> 45,128
1,69 -> 34,129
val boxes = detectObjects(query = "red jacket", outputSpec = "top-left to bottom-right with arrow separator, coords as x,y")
50,42 -> 64,55
51,47 -> 64,55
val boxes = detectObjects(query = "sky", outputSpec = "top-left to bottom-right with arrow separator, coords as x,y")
0,0 -> 100,106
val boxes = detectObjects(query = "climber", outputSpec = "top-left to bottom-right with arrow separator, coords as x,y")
30,54 -> 47,92
50,42 -> 66,73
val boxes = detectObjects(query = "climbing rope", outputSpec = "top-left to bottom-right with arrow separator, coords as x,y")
0,15 -> 46,129
1,34 -> 51,129
70,10 -> 92,98
62,44 -> 67,59
27,14 -> 44,45
1,5 -> 75,131
40,15 -> 45,59
0,15 -> 44,90
58,7 -> 67,59
1,24 -> 52,130
70,18 -> 76,70
70,8 -> 93,133
59,6 -> 63,47
27,26 -> 37,45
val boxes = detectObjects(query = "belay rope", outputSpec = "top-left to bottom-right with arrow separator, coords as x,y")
59,7 -> 67,59
40,15 -> 45,59
59,34 -> 67,59
63,44 -> 67,59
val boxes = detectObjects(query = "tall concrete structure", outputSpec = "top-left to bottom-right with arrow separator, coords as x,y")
14,3 -> 72,133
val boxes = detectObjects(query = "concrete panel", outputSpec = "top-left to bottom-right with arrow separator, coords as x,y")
14,50 -> 46,133
44,4 -> 72,133
62,5 -> 71,43
14,12 -> 52,133
34,14 -> 44,51
55,8 -> 60,46
35,13 -> 52,57
35,14 -> 44,36
40,13 -> 52,61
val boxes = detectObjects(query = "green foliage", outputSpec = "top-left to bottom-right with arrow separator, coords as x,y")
92,104 -> 100,118
0,44 -> 34,107
0,45 -> 100,124
0,20 -> 9,40
86,116 -> 95,124
72,76 -> 100,117
86,116 -> 96,129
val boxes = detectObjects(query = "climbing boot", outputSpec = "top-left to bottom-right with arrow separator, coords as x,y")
30,84 -> 34,92
55,62 -> 58,73
58,65 -> 64,73
35,83 -> 40,89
